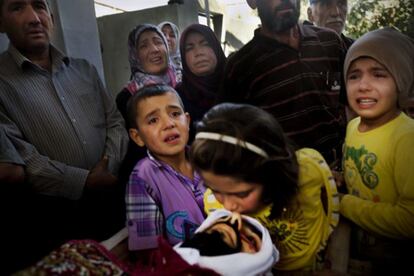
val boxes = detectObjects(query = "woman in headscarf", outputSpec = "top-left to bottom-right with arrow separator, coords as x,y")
116,24 -> 177,121
159,21 -> 183,82
175,24 -> 226,141
116,24 -> 177,184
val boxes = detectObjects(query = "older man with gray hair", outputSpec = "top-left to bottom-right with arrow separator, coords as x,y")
307,0 -> 354,49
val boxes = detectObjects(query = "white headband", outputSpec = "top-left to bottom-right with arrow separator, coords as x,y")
195,132 -> 269,158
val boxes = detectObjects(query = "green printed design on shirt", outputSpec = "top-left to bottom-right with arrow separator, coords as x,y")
344,145 -> 379,189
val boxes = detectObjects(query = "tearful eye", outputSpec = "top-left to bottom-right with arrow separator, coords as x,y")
185,46 -> 194,52
171,111 -> 182,117
148,117 -> 158,125
347,73 -> 359,80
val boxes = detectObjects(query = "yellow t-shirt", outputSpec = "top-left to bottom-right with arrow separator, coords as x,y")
204,148 -> 339,271
341,113 -> 414,239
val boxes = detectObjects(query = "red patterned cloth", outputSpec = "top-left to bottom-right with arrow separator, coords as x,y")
15,238 -> 219,276
15,240 -> 131,275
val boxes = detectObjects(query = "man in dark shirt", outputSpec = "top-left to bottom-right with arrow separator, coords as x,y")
219,0 -> 346,166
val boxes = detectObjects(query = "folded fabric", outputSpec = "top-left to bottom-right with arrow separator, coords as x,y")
174,209 -> 279,276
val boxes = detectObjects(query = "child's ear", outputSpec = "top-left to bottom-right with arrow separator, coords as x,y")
129,128 -> 145,147
185,112 -> 191,130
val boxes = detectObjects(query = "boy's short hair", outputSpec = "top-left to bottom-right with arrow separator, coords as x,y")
126,84 -> 184,129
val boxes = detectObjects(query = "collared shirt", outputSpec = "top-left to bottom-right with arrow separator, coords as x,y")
219,24 -> 347,164
0,44 -> 128,200
126,151 -> 206,251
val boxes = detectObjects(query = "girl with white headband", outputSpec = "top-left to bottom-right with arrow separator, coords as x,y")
190,103 -> 339,273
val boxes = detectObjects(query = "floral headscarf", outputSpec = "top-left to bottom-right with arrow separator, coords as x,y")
158,21 -> 183,74
125,24 -> 177,95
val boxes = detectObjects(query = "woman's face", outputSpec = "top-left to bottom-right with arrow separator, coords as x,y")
184,31 -> 217,76
200,171 -> 264,214
136,30 -> 168,75
161,24 -> 177,53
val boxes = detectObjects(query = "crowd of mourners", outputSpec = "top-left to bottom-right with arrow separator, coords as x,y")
1,0 -> 413,275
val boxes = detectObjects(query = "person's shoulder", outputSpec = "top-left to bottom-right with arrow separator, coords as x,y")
67,56 -> 91,65
297,148 -> 331,180
133,156 -> 154,171
0,51 -> 17,76
65,57 -> 101,78
341,33 -> 355,48
392,113 -> 414,137
296,148 -> 326,165
67,57 -> 96,71
234,38 -> 257,54
303,24 -> 342,43
226,37 -> 258,64
129,157 -> 154,179
346,117 -> 361,131
116,87 -> 131,102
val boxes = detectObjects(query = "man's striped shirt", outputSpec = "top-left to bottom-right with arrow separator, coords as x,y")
219,24 -> 347,164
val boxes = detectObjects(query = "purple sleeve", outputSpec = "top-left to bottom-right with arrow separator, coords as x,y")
126,171 -> 164,250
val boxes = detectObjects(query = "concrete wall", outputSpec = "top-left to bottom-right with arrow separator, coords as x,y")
97,2 -> 198,96
199,0 -> 260,55
51,0 -> 105,81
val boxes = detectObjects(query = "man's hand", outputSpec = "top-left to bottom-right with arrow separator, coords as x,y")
85,156 -> 118,191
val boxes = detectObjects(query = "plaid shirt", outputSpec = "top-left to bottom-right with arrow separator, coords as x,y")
126,151 -> 205,250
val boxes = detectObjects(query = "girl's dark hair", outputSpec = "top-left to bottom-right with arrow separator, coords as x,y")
126,84 -> 184,129
190,103 -> 299,219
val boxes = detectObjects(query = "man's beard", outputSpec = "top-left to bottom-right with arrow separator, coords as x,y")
257,0 -> 300,33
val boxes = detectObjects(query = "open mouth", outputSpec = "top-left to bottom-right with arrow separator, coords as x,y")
150,56 -> 163,64
164,134 -> 180,143
357,98 -> 377,108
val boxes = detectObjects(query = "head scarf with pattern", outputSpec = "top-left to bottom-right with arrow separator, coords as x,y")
344,27 -> 414,108
159,21 -> 182,72
125,24 -> 177,95
178,24 -> 226,109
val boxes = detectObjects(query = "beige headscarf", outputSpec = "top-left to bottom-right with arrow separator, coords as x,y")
344,27 -> 414,108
